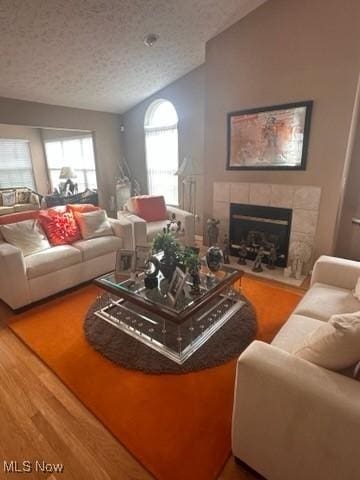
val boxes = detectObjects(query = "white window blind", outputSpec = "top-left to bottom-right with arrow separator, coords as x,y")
144,100 -> 179,206
145,126 -> 179,205
0,139 -> 35,189
44,136 -> 97,192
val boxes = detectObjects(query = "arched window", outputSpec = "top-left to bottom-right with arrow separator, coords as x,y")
144,99 -> 179,205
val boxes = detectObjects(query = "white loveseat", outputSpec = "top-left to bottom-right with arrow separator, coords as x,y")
232,255 -> 360,480
117,196 -> 195,247
0,216 -> 133,310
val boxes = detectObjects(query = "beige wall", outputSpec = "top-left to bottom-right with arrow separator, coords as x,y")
0,124 -> 49,195
122,66 -> 205,231
0,97 -> 123,210
204,0 -> 360,258
336,106 -> 360,260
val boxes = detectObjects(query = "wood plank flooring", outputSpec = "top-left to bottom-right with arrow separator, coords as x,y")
0,274 -> 307,480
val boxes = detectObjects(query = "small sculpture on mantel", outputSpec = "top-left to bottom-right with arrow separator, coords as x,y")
207,218 -> 220,246
252,246 -> 265,272
267,244 -> 277,270
289,240 -> 312,280
223,234 -> 230,264
238,240 -> 248,265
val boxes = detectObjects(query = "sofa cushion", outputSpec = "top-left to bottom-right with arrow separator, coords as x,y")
25,245 -> 82,279
0,206 -> 15,216
293,282 -> 360,321
0,219 -> 50,256
271,314 -> 324,353
146,220 -> 169,242
72,236 -> 122,261
14,203 -> 38,213
131,195 -> 167,222
294,311 -> 360,370
74,210 -> 113,240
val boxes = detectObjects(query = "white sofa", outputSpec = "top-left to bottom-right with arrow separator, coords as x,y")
0,216 -> 133,310
232,255 -> 360,480
118,204 -> 195,247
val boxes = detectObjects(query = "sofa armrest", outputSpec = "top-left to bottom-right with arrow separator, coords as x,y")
311,255 -> 360,290
117,211 -> 147,247
109,217 -> 133,250
0,242 -> 31,309
232,340 -> 360,480
167,206 -> 195,246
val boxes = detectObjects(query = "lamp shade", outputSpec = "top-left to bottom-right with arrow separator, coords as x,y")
175,157 -> 202,177
59,166 -> 77,179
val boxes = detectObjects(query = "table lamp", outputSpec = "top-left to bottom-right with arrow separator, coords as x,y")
59,166 -> 77,195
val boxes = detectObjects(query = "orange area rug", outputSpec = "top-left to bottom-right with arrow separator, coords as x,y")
9,276 -> 303,480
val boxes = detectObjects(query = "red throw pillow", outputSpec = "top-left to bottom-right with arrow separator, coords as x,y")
132,195 -> 167,222
38,209 -> 81,245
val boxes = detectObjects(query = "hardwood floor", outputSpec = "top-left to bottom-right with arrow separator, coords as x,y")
0,301 -> 153,480
0,276 -> 290,480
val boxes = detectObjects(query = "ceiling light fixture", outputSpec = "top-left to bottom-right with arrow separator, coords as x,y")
143,34 -> 159,47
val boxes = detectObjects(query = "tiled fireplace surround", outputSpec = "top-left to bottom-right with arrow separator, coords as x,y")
213,182 -> 322,273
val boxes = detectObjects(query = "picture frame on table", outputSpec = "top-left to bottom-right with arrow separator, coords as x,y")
134,246 -> 151,272
115,249 -> 134,277
167,267 -> 188,306
227,100 -> 313,171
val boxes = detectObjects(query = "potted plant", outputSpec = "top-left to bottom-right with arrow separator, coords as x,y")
152,231 -> 181,279
182,247 -> 201,294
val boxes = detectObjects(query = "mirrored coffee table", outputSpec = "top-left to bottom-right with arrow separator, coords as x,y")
94,265 -> 245,364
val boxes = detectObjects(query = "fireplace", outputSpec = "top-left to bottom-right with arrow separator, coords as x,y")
229,203 -> 292,267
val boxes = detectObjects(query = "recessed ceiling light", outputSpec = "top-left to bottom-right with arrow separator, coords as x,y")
143,34 -> 159,47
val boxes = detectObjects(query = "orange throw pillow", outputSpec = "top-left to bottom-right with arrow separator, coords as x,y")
133,196 -> 167,222
67,203 -> 100,214
38,209 -> 81,245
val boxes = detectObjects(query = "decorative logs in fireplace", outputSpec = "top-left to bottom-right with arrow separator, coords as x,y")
229,203 -> 292,268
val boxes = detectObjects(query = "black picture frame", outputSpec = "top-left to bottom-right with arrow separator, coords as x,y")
226,100 -> 313,171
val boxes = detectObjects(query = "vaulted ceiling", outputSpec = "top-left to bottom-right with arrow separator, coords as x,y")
0,0 -> 265,113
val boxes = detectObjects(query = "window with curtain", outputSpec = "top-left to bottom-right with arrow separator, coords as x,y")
44,135 -> 97,192
144,100 -> 179,205
0,139 -> 35,189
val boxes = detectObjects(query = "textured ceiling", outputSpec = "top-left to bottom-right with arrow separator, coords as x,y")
0,0 -> 265,113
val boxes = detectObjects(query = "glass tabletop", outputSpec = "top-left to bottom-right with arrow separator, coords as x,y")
96,264 -> 241,316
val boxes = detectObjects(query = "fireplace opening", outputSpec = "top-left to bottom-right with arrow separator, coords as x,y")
229,203 -> 292,267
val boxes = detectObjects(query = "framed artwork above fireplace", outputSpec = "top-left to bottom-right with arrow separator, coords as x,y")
226,100 -> 313,171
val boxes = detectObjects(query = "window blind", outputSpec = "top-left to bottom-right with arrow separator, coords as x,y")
0,139 -> 35,189
145,126 -> 179,205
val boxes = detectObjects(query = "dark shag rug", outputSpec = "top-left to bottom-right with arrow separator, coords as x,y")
84,293 -> 257,374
